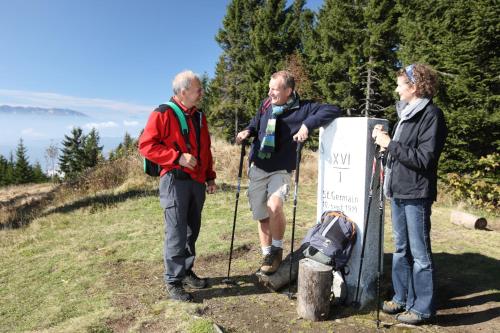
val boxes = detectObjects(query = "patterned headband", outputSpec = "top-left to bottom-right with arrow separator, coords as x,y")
405,64 -> 416,84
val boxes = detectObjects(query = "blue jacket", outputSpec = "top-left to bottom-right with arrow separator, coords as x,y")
246,96 -> 341,172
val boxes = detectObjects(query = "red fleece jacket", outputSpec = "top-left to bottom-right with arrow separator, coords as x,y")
139,97 -> 216,184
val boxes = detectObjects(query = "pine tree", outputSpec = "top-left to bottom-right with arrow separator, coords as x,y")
59,127 -> 86,180
0,155 -> 8,186
5,153 -> 15,186
207,0 -> 263,140
32,162 -> 48,183
13,138 -> 33,184
82,128 -> 103,169
397,0 -> 499,173
109,132 -> 136,160
208,0 -> 310,141
247,0 -> 301,108
307,0 -> 398,116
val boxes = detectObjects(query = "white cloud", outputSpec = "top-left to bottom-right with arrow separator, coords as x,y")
0,89 -> 152,114
123,120 -> 140,127
21,128 -> 46,138
84,121 -> 119,130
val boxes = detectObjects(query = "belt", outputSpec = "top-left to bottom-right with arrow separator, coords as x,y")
168,168 -> 192,180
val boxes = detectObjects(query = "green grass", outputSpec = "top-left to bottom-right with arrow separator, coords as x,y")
1,180 -> 498,332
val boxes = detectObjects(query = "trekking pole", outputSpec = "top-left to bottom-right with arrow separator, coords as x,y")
287,141 -> 303,299
376,149 -> 385,328
352,143 -> 378,308
222,141 -> 246,286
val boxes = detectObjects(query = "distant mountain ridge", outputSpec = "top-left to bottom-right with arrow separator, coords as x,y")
0,105 -> 88,117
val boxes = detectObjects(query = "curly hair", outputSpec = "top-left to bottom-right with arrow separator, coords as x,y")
397,63 -> 439,98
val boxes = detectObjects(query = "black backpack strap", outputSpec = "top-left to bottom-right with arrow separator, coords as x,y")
194,111 -> 202,160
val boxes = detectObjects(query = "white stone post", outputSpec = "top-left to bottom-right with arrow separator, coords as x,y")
317,117 -> 388,307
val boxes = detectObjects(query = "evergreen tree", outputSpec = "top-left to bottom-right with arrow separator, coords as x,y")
397,0 -> 499,173
247,0 -> 302,108
307,0 -> 398,116
0,155 -> 9,186
82,128 -> 103,169
208,0 -> 309,141
207,0 -> 263,140
32,162 -> 48,183
13,138 -> 33,184
5,153 -> 15,186
109,132 -> 136,160
59,127 -> 86,179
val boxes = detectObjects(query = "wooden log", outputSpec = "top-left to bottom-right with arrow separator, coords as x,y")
296,258 -> 333,321
451,210 -> 487,230
256,244 -> 306,291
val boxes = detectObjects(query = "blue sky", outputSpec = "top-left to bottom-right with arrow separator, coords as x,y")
0,0 -> 323,166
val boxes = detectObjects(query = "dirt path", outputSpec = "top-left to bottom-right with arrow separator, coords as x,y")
195,245 -> 499,332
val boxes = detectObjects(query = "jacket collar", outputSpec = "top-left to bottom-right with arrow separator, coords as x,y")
172,96 -> 198,115
396,98 -> 431,121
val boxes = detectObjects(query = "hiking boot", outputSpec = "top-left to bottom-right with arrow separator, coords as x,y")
382,300 -> 405,314
260,246 -> 283,275
396,311 -> 427,325
166,282 -> 193,302
182,270 -> 208,289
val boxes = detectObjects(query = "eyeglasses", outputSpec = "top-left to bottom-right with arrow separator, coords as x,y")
405,64 -> 416,84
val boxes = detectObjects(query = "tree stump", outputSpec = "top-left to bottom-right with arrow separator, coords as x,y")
296,258 -> 333,321
451,210 -> 487,230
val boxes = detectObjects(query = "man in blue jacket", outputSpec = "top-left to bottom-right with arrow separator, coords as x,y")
236,70 -> 341,274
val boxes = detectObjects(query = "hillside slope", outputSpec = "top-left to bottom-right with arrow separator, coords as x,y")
1,140 -> 499,332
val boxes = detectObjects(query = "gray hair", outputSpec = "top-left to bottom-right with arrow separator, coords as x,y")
172,70 -> 201,95
271,70 -> 295,90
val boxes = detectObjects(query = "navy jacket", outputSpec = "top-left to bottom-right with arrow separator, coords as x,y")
246,97 -> 341,172
386,100 -> 447,200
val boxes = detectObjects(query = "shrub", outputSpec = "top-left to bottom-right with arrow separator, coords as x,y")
445,153 -> 499,213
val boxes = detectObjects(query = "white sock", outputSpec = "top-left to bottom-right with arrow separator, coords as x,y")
262,245 -> 272,256
272,239 -> 283,249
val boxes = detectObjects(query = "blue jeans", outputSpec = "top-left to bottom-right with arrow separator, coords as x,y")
390,198 -> 435,318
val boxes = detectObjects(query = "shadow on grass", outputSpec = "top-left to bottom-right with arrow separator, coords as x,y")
380,252 -> 499,327
43,189 -> 159,216
1,182 -> 244,231
434,252 -> 500,327
192,273 -> 270,302
0,188 -> 57,230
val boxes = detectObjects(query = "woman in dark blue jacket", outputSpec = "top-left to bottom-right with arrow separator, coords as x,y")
373,64 -> 447,324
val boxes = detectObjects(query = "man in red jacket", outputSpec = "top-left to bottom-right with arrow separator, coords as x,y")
139,70 -> 217,302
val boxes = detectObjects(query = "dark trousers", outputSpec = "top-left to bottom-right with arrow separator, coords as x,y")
159,172 -> 206,284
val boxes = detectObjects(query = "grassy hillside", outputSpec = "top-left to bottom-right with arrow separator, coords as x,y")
1,139 -> 499,332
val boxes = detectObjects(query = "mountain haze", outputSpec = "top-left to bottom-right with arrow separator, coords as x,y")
0,105 -> 88,117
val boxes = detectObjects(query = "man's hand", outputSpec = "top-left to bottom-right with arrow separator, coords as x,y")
293,124 -> 309,142
206,180 -> 217,194
179,153 -> 197,170
236,129 -> 250,144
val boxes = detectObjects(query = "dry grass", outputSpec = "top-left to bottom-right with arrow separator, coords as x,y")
211,136 -> 318,186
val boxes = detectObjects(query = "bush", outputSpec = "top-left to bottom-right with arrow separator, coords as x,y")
445,153 -> 499,213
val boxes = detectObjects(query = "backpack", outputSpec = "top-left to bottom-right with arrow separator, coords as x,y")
142,101 -> 199,177
302,210 -> 357,272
